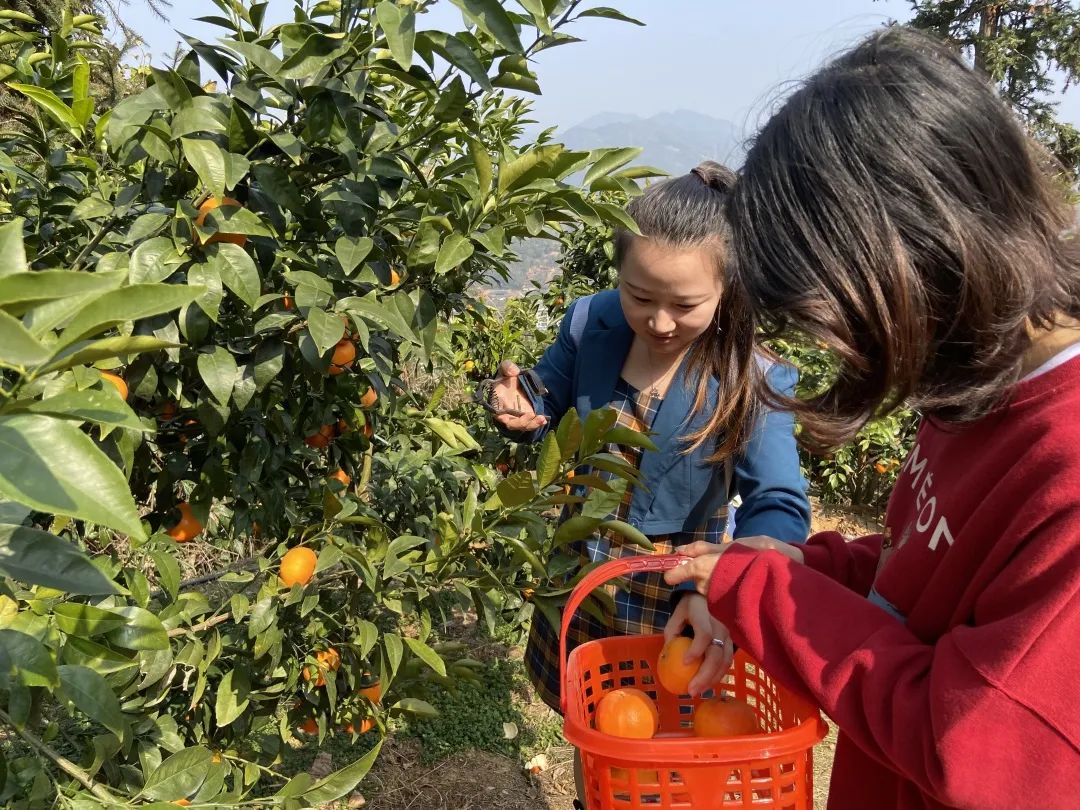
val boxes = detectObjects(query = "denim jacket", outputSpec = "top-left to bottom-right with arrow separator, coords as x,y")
519,290 -> 810,542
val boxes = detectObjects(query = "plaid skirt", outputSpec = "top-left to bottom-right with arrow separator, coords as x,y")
525,378 -> 729,712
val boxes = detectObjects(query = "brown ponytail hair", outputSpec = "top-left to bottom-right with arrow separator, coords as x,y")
614,161 -> 763,463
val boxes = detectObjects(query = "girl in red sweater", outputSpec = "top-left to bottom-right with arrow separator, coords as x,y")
666,26 -> 1080,810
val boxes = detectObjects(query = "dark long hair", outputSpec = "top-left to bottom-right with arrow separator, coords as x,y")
615,161 -> 762,462
725,25 -> 1080,450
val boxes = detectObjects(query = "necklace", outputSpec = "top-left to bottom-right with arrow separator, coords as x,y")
642,345 -> 684,401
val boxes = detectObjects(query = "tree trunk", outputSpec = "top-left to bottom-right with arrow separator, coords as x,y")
974,4 -> 1002,73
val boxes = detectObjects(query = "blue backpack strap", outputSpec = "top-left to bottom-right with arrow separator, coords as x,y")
567,293 -> 594,350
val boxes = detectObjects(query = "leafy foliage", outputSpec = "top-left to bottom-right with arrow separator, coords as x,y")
0,0 -> 664,805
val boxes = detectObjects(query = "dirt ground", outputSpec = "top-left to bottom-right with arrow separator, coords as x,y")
359,500 -> 879,810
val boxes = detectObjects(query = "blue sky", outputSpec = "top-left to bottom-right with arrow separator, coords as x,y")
126,0 -> 1080,136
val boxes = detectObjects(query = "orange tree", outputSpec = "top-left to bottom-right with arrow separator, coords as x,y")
0,1 -> 659,806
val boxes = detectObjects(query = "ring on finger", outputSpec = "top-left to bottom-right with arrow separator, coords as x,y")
711,638 -> 726,648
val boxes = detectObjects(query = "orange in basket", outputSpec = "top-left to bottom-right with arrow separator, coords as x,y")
560,554 -> 827,810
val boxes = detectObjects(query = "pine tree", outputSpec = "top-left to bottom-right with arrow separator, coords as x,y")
902,1 -> 1080,181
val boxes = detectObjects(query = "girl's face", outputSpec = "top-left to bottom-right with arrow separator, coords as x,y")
618,235 -> 722,356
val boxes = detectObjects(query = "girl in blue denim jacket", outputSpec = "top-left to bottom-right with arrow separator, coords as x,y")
488,162 -> 810,711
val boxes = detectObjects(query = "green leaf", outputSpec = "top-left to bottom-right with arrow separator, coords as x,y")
0,414 -> 146,540
279,30 -> 351,79
495,471 -> 536,508
422,32 -> 492,91
187,263 -> 224,322
581,476 -> 629,520
142,746 -> 213,801
0,630 -> 58,688
307,308 -> 345,357
599,520 -> 654,550
197,347 -> 237,406
300,739 -> 383,805
581,406 -> 618,457
432,75 -> 468,121
536,432 -> 560,487
604,425 -> 659,452
383,633 -> 403,678
403,637 -> 446,677
390,697 -> 438,717
555,408 -> 582,460
215,668 -> 250,727
104,606 -> 169,651
129,237 -> 182,283
251,163 -> 304,213
53,604 -> 129,636
57,284 -> 202,348
434,233 -> 474,274
197,204 -> 273,239
182,138 -> 227,199
7,83 -> 82,138
46,336 -> 178,373
553,514 -> 602,547
151,550 -> 181,602
376,1 -> 416,70
575,6 -> 645,25
498,145 -> 561,194
450,0 -> 524,53
207,243 -> 260,308
584,147 -> 643,187
334,236 -> 373,275
58,665 -> 126,740
468,138 -> 492,197
0,220 -> 28,278
0,311 -> 51,367
28,389 -> 147,431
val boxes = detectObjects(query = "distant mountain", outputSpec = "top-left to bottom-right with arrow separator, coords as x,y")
557,109 -> 745,175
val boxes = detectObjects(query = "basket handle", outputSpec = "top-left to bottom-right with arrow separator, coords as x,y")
559,553 -> 688,715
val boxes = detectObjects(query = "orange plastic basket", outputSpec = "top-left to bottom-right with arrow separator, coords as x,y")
561,555 -> 827,810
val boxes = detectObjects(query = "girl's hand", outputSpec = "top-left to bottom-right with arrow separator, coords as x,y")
490,360 -> 548,432
664,537 -> 804,595
663,593 -> 734,697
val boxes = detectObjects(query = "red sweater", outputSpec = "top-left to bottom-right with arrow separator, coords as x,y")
707,356 -> 1080,809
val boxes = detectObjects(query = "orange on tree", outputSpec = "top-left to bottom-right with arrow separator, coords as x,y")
362,421 -> 373,440
462,359 -> 475,372
342,717 -> 376,735
328,339 -> 356,375
359,387 -> 378,408
358,681 -> 382,703
172,801 -> 191,807
303,647 -> 341,687
328,468 -> 351,489
282,293 -> 294,310
693,696 -> 758,738
657,636 -> 700,695
194,196 -> 246,247
298,716 -> 319,735
158,401 -> 178,421
874,461 -> 889,474
166,502 -> 203,542
593,687 -> 660,739
389,269 -> 401,286
279,547 -> 318,588
100,371 -> 128,401
304,424 -> 335,448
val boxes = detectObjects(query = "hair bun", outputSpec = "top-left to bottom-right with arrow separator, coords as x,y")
690,161 -> 737,193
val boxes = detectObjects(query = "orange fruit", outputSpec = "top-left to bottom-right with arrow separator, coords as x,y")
166,502 -> 203,543
100,371 -> 128,401
328,339 -> 356,375
389,269 -> 401,286
304,424 -> 335,449
158,401 -> 178,421
298,716 -> 319,735
496,462 -> 510,475
279,547 -> 318,588
283,293 -> 294,310
362,422 -> 373,439
593,688 -> 659,739
693,697 -> 758,738
462,360 -> 475,372
342,717 -> 376,735
303,648 -> 341,687
194,196 -> 246,247
173,801 -> 192,807
657,636 -> 700,695
566,469 -> 575,479
359,388 -> 378,408
328,468 -> 351,489
358,681 -> 382,703
874,461 -> 888,474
